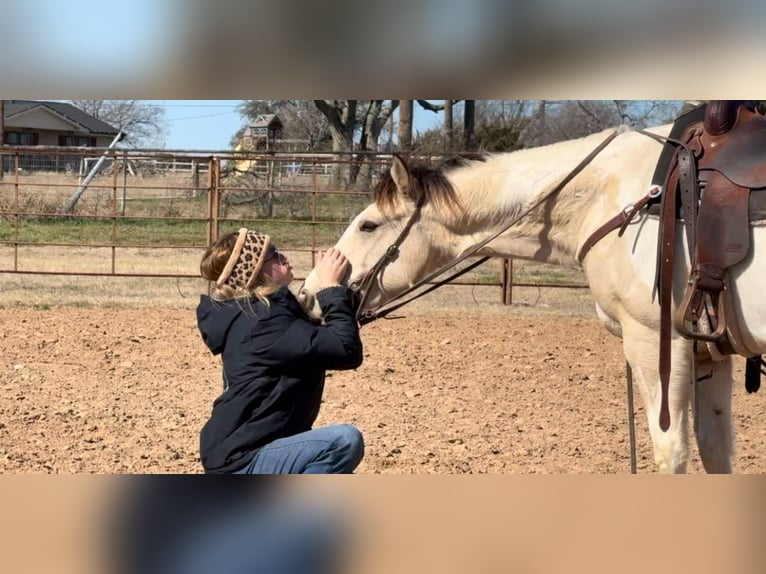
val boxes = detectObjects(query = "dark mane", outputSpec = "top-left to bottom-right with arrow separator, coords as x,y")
439,152 -> 487,170
373,156 -> 480,215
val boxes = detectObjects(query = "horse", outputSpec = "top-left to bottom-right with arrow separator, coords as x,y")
298,108 -> 766,474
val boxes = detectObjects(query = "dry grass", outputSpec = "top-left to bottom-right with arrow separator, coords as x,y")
0,243 -> 593,317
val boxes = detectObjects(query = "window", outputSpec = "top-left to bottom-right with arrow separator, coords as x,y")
4,131 -> 38,145
58,135 -> 96,147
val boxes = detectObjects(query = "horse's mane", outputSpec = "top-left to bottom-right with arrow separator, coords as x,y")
373,155 -> 485,216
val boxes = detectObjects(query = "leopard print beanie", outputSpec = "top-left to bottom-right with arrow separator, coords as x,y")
215,228 -> 272,290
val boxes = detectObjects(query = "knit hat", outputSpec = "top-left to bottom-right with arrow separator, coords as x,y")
215,228 -> 272,290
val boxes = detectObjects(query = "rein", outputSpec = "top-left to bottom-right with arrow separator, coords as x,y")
354,128 -> 622,326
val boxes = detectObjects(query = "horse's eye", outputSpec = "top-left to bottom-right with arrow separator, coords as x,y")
359,221 -> 379,233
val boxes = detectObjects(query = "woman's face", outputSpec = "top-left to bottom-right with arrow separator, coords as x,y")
261,247 -> 293,286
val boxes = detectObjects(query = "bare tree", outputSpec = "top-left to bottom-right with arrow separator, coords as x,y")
68,100 -> 166,148
463,100 -> 476,150
237,100 -> 428,187
518,100 -> 547,146
413,99 -> 684,154
472,100 -> 534,152
312,100 -> 360,187
611,100 -> 682,127
444,99 -> 454,153
358,100 -> 399,155
355,100 -> 399,186
398,100 -> 413,152
236,100 -> 398,188
532,100 -> 683,146
313,100 -> 358,153
236,100 -> 331,150
312,100 -> 407,187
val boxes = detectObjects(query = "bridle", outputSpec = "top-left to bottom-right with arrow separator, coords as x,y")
349,129 -> 622,326
348,195 -> 426,322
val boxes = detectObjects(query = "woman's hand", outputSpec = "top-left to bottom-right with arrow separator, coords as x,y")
313,248 -> 350,289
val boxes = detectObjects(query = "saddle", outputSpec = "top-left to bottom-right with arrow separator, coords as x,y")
579,101 -> 766,432
656,101 -> 766,430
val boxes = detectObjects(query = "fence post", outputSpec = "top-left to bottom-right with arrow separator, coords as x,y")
111,150 -> 118,275
211,157 -> 221,242
120,151 -> 128,217
311,158 -> 317,266
192,160 -> 200,198
13,153 -> 19,271
502,258 -> 513,305
206,156 -> 215,246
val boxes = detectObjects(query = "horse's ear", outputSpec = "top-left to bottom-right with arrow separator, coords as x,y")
390,154 -> 412,198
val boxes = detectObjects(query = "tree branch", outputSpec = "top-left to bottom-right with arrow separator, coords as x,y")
576,101 -> 605,128
417,100 -> 445,113
313,100 -> 345,134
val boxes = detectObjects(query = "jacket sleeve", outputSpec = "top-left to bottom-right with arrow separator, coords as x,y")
269,286 -> 363,370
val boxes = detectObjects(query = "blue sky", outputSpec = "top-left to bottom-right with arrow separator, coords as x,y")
153,100 -> 244,150
155,100 -> 445,150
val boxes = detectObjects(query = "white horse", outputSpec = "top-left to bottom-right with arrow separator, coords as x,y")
299,118 -> 766,474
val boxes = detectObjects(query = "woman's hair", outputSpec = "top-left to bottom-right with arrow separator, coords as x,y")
200,231 -> 280,305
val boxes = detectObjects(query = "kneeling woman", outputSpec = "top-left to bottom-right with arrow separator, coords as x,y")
197,228 -> 364,474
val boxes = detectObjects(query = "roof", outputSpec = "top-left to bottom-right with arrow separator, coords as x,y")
251,114 -> 283,128
4,100 -> 120,135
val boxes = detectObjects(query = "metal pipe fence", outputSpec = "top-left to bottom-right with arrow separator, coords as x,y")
0,146 -> 588,302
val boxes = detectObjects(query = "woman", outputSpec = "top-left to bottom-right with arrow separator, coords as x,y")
196,228 -> 364,474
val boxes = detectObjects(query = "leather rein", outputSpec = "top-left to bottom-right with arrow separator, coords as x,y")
351,129 -> 622,326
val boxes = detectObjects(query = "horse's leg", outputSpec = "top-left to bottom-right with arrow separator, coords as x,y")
693,356 -> 734,473
621,322 -> 693,473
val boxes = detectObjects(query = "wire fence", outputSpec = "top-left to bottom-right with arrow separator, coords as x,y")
0,146 -> 588,303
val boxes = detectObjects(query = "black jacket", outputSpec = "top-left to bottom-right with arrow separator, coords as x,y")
196,286 -> 363,474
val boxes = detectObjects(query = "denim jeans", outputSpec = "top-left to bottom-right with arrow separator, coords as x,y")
235,424 -> 364,474
162,498 -> 345,574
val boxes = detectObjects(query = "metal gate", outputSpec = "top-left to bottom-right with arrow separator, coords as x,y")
0,146 -> 587,301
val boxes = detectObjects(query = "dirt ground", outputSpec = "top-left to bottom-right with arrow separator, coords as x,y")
1,282 -> 765,474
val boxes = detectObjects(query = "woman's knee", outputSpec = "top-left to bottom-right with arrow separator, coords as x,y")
334,424 -> 364,467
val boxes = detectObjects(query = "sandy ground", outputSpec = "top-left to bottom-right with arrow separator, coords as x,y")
1,286 -> 765,474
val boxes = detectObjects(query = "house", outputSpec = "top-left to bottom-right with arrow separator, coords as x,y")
1,100 -> 122,172
2,100 -> 121,147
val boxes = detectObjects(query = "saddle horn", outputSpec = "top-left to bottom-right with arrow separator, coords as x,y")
704,101 -> 741,136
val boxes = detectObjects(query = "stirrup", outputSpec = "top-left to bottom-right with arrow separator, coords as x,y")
674,276 -> 727,342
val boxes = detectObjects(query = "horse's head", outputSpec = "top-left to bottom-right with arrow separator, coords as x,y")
298,154 -> 463,320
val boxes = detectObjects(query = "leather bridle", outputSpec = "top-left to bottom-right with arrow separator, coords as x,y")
348,196 -> 426,322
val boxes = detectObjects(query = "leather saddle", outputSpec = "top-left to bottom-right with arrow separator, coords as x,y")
654,101 -> 766,431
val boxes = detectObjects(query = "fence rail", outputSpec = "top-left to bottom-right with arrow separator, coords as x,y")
0,146 -> 588,303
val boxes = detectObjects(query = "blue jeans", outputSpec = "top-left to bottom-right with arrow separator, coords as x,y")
235,424 -> 364,474
163,498 -> 345,574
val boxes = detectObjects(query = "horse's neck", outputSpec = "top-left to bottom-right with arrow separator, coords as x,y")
448,133 -> 619,266
446,127 -> 669,267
